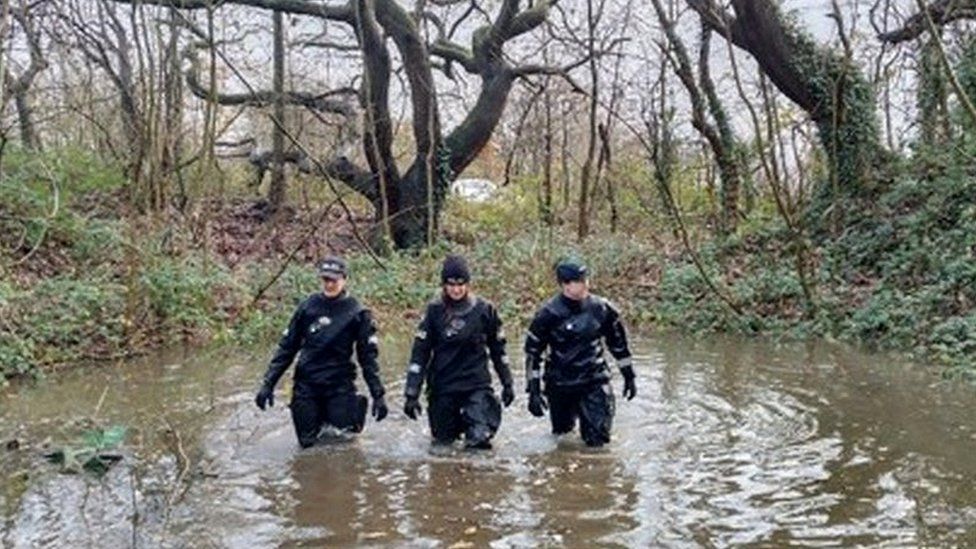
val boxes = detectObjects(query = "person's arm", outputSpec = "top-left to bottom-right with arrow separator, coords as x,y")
403,306 -> 435,419
523,309 -> 550,416
523,310 -> 550,392
404,306 -> 435,399
601,299 -> 636,399
255,303 -> 305,409
486,303 -> 514,388
486,303 -> 514,406
262,304 -> 305,388
355,309 -> 385,399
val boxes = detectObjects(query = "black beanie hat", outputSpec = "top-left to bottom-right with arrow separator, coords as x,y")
441,254 -> 471,284
555,258 -> 588,283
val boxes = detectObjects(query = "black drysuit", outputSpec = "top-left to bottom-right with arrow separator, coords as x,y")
404,296 -> 513,446
261,292 -> 385,448
524,293 -> 633,446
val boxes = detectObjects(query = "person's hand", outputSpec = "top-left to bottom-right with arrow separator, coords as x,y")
372,395 -> 389,421
501,384 -> 515,407
622,367 -> 637,401
255,384 -> 274,410
527,391 -> 548,417
403,396 -> 422,420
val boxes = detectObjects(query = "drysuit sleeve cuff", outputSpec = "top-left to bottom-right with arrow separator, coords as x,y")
404,367 -> 423,398
619,363 -> 635,381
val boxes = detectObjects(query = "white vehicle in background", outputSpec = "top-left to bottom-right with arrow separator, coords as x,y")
450,178 -> 498,202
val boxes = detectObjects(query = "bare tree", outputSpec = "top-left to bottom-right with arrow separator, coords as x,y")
650,0 -> 744,233
878,0 -> 976,44
268,9 -> 287,213
576,0 -> 603,241
3,2 -> 49,151
685,0 -> 887,192
118,0 -> 572,249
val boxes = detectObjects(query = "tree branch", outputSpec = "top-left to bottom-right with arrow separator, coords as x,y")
879,0 -> 976,43
111,0 -> 355,23
245,148 -> 378,200
355,0 -> 399,206
429,38 -> 479,73
293,39 -> 361,51
4,7 -> 48,96
181,48 -> 355,116
651,0 -> 723,158
374,0 -> 440,159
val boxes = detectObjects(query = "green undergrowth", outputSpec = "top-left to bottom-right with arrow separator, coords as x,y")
0,149 -> 668,379
654,144 -> 976,378
2,145 -> 976,380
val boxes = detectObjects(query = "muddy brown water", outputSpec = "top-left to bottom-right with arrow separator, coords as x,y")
2,332 -> 975,547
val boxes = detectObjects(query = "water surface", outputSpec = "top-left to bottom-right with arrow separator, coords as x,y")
2,333 -> 975,547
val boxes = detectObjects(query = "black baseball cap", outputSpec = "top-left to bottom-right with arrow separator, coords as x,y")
318,255 -> 348,280
555,258 -> 588,283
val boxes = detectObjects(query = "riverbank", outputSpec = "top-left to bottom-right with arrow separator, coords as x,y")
2,146 -> 975,381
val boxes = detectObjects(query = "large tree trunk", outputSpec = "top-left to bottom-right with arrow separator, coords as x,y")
389,164 -> 441,248
117,0 -> 557,249
577,0 -> 600,241
268,9 -> 287,213
542,84 -> 554,227
14,91 -> 39,150
690,0 -> 885,191
162,6 -> 184,208
5,6 -> 47,151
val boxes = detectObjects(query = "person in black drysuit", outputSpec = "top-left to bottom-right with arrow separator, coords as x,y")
255,256 -> 388,448
523,258 -> 637,447
402,255 -> 515,449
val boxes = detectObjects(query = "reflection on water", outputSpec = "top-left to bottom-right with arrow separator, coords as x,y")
2,333 -> 976,547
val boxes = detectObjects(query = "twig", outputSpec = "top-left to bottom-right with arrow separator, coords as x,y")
93,386 -> 109,418
248,196 -> 341,307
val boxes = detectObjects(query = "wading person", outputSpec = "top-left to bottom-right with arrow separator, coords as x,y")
402,255 -> 515,449
523,258 -> 637,447
255,256 -> 388,448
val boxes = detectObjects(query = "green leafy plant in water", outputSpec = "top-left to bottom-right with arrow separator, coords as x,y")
44,425 -> 127,476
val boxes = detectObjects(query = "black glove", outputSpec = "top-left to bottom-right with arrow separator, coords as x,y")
255,383 -> 275,410
527,379 -> 547,417
372,395 -> 389,421
621,366 -> 637,401
403,396 -> 422,420
528,391 -> 547,417
501,384 -> 515,407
